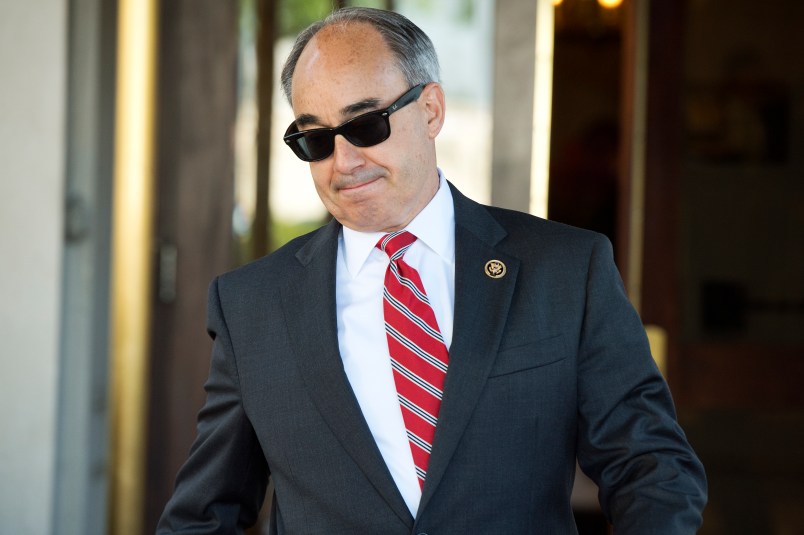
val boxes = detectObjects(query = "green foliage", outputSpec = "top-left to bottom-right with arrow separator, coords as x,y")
239,0 -> 257,42
458,0 -> 474,23
279,0 -> 335,37
348,0 -> 391,8
278,0 -> 401,37
271,218 -> 329,250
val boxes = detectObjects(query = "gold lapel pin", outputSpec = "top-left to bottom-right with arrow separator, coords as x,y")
484,259 -> 507,279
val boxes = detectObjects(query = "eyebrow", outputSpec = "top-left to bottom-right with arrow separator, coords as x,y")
293,97 -> 383,130
342,97 -> 382,117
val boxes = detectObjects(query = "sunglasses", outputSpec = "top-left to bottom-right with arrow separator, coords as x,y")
283,83 -> 427,162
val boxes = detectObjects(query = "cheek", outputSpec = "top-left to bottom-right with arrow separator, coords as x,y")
309,170 -> 341,214
309,166 -> 332,194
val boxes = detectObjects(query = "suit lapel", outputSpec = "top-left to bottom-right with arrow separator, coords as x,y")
280,220 -> 413,528
418,185 -> 521,514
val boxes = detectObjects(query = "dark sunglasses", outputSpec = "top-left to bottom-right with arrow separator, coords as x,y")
283,83 -> 427,162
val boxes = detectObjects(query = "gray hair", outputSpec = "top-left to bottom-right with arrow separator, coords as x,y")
280,7 -> 441,105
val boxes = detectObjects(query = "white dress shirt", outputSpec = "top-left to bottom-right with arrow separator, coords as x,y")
335,171 -> 455,517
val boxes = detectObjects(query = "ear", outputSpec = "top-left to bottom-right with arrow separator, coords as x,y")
421,82 -> 446,139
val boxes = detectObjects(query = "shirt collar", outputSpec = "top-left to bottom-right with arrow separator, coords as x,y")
341,169 -> 455,277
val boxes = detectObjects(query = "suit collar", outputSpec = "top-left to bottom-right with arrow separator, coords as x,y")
449,181 -> 508,247
294,217 -> 339,267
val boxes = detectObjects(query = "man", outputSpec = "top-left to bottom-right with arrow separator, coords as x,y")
158,7 -> 706,534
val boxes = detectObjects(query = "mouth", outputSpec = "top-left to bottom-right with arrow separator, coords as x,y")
337,174 -> 381,192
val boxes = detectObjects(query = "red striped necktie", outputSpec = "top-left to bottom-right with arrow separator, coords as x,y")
377,231 -> 449,490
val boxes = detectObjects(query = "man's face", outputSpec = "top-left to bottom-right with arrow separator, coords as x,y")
289,23 -> 444,233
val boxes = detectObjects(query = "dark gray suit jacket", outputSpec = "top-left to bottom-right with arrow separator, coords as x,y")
157,184 -> 706,534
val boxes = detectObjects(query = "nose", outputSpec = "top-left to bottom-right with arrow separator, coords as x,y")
331,134 -> 365,174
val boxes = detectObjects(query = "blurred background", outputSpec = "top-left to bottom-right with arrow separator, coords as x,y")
1,0 -> 803,533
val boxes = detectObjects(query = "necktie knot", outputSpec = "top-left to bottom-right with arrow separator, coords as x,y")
377,230 -> 417,260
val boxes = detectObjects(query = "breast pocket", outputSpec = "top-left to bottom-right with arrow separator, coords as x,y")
488,333 -> 569,378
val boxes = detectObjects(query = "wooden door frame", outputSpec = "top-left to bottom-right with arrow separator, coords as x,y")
621,0 -> 804,409
619,0 -> 688,401
144,0 -> 239,530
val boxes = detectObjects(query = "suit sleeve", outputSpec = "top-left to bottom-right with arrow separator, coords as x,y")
575,235 -> 707,534
156,277 -> 269,534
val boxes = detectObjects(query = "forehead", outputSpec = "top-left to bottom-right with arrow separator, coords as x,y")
290,22 -> 406,112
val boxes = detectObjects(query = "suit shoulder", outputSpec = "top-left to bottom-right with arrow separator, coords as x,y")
484,204 -> 609,251
450,181 -> 608,254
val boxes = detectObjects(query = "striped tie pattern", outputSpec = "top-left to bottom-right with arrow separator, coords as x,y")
377,231 -> 449,490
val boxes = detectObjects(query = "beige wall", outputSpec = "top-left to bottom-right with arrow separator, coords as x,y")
0,1 -> 67,532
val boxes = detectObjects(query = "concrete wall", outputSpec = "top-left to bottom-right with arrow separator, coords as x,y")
0,1 -> 67,533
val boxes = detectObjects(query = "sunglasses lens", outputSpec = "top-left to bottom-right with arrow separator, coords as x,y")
342,113 -> 390,148
289,130 -> 333,162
